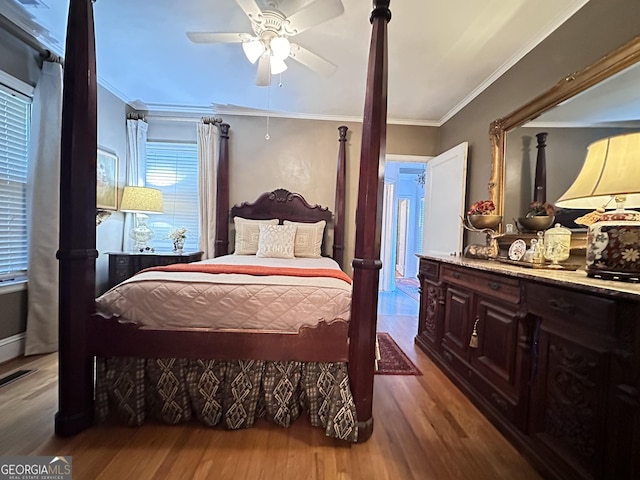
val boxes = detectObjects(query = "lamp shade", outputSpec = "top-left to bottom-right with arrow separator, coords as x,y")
555,132 -> 640,209
120,186 -> 164,214
270,56 -> 288,75
270,36 -> 290,61
242,40 -> 265,64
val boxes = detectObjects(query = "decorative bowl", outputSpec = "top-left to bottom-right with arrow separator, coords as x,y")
467,214 -> 502,230
516,215 -> 555,232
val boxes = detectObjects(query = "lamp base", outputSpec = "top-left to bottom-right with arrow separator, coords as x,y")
129,214 -> 155,252
586,211 -> 640,282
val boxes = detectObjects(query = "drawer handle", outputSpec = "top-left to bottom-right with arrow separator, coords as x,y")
488,281 -> 501,291
617,384 -> 639,399
548,297 -> 574,314
452,272 -> 461,279
491,393 -> 508,412
443,351 -> 453,363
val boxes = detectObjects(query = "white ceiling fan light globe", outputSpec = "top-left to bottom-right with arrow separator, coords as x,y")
270,36 -> 291,61
242,40 -> 265,64
270,56 -> 288,75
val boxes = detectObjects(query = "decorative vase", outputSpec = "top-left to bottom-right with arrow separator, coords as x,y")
173,239 -> 184,254
467,214 -> 502,230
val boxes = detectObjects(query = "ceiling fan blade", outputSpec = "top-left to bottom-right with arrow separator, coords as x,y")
186,32 -> 252,44
234,0 -> 264,22
283,0 -> 344,35
289,43 -> 337,76
255,54 -> 271,86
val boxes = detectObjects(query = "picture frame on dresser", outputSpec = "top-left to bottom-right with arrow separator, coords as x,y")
96,147 -> 118,210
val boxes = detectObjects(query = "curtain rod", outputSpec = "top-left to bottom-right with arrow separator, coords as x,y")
0,12 -> 48,57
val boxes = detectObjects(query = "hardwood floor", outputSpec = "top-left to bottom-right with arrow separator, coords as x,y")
0,293 -> 542,480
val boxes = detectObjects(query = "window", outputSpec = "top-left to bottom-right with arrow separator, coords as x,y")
145,142 -> 199,252
0,84 -> 31,282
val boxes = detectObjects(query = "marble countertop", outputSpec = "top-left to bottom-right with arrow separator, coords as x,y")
417,254 -> 640,300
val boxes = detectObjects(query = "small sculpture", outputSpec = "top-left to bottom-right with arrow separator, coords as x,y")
460,217 -> 505,259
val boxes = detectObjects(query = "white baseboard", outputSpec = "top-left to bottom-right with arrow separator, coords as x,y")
0,333 -> 26,364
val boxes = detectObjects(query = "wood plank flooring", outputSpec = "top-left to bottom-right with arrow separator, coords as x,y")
0,298 -> 542,480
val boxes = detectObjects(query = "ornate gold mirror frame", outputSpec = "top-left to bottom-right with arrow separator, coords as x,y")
488,36 -> 640,226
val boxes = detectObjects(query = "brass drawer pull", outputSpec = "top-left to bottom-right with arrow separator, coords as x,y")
443,351 -> 453,363
491,392 -> 508,412
488,281 -> 501,291
452,271 -> 461,279
548,297 -> 574,314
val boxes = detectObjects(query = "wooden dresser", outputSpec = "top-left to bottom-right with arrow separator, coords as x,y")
107,251 -> 203,289
416,255 -> 640,480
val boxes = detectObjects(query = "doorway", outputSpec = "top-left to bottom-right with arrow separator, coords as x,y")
379,156 -> 429,294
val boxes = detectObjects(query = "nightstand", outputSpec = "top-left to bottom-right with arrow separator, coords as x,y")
107,251 -> 203,289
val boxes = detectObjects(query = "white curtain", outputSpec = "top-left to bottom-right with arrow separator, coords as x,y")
197,122 -> 218,259
25,60 -> 63,355
122,118 -> 148,251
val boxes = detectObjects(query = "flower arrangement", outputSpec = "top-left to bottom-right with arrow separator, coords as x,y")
526,201 -> 556,217
467,199 -> 496,216
168,227 -> 187,242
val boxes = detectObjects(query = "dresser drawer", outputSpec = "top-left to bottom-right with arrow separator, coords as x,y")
114,256 -> 130,266
442,265 -> 521,304
526,282 -> 616,333
419,258 -> 439,282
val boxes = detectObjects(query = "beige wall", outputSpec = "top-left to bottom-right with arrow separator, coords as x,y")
148,115 -> 438,273
95,86 -> 129,295
440,0 -> 640,225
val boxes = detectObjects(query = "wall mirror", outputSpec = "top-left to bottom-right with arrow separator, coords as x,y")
489,36 -> 640,241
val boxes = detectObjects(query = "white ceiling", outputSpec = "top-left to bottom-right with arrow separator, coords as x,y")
3,0 -> 590,125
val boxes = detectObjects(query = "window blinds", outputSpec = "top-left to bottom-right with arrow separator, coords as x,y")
145,142 -> 200,252
0,87 -> 30,280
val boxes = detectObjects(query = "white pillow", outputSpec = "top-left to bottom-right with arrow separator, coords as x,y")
283,220 -> 326,258
234,217 -> 279,255
256,224 -> 297,259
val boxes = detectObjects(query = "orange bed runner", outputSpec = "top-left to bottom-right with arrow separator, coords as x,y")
138,263 -> 352,285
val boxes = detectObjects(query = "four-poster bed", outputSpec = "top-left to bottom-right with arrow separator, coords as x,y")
56,0 -> 390,443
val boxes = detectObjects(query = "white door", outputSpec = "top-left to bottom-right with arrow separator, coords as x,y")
422,142 -> 468,256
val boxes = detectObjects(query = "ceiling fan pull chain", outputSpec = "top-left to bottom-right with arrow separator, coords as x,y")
265,84 -> 271,140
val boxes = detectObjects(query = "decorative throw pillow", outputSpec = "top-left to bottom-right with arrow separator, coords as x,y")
256,224 -> 297,259
234,217 -> 279,255
283,220 -> 326,258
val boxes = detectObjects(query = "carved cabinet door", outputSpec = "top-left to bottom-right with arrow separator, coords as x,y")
442,285 -> 472,363
528,329 -> 609,480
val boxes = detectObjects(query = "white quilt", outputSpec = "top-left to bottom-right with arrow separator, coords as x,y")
95,255 -> 352,333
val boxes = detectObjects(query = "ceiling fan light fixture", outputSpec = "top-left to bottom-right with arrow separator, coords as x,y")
242,40 -> 265,64
270,36 -> 291,61
270,56 -> 288,75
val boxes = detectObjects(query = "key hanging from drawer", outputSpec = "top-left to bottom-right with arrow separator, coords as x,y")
469,318 -> 480,348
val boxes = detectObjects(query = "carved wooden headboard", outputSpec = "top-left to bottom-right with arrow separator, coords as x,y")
229,188 -> 334,256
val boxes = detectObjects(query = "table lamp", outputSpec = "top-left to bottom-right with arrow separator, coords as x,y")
555,132 -> 640,281
120,186 -> 164,252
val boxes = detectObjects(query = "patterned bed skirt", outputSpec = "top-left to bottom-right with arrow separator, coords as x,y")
95,358 -> 358,442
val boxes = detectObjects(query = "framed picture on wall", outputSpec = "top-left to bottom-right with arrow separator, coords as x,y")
97,148 -> 118,210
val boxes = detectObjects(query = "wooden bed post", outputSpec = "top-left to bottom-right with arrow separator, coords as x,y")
333,126 -> 347,268
349,0 -> 391,442
215,122 -> 230,257
55,0 -> 98,436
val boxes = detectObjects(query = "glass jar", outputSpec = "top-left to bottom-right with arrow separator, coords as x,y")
543,223 -> 572,266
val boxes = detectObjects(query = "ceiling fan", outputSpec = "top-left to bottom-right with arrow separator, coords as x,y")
186,0 -> 344,86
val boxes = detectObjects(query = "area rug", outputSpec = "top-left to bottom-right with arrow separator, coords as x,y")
395,277 -> 420,302
375,332 -> 422,376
